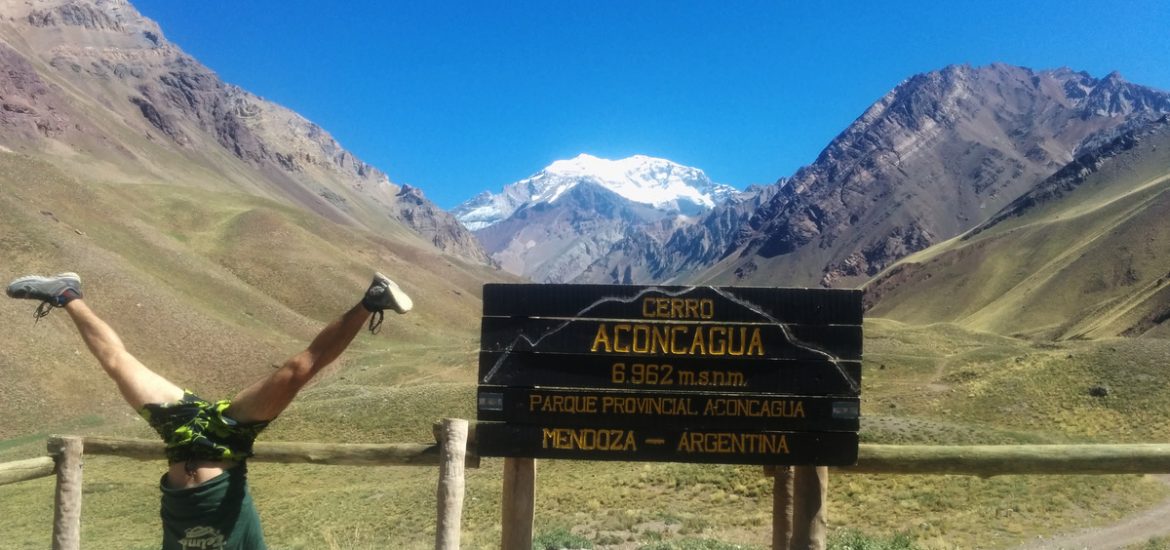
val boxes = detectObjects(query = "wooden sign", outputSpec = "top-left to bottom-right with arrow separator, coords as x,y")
476,284 -> 862,466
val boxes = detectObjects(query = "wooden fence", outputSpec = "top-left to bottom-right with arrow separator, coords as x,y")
4,426 -> 1170,550
2,418 -> 474,550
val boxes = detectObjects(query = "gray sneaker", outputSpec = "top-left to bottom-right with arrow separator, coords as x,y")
362,272 -> 412,314
7,272 -> 83,320
361,273 -> 411,335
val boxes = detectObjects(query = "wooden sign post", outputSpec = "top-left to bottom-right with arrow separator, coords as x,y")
476,284 -> 862,548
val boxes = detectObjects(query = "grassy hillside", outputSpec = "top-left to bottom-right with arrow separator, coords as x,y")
866,121 -> 1170,339
0,152 -> 500,439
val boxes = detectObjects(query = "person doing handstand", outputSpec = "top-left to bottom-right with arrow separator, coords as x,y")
6,271 -> 412,550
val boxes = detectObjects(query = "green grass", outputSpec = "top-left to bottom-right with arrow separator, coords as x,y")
828,530 -> 919,550
534,528 -> 595,549
1132,536 -> 1170,550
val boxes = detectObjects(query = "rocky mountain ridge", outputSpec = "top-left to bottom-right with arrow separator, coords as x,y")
0,0 -> 490,264
616,64 -> 1170,288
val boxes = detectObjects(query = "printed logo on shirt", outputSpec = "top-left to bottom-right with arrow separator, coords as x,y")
179,525 -> 225,550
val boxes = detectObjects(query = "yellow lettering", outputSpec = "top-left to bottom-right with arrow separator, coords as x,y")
700,398 -> 808,417
591,323 -> 765,357
643,297 -> 717,319
591,324 -> 611,352
632,324 -> 650,353
670,326 -> 688,354
675,432 -> 790,454
709,326 -> 726,355
748,328 -> 764,356
651,325 -> 670,354
728,327 -> 745,356
689,327 -> 706,355
543,428 -> 636,451
716,433 -> 730,453
613,324 -> 631,353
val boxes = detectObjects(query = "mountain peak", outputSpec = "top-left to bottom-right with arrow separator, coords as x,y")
453,154 -> 736,230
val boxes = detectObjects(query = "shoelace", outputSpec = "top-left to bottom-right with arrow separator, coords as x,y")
33,300 -> 57,323
368,310 -> 384,334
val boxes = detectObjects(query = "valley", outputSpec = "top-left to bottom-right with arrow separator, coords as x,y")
0,1 -> 1168,549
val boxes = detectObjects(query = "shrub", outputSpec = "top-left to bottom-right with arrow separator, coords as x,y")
828,529 -> 920,550
533,527 -> 594,550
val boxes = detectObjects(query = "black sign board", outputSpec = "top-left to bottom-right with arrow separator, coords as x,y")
476,284 -> 862,466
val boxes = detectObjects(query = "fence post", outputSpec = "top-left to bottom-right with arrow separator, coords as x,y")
500,457 -> 535,550
47,436 -> 83,550
434,419 -> 469,550
769,466 -> 795,550
790,466 -> 828,550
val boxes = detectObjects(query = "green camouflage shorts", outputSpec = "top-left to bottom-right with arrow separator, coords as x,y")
139,391 -> 269,463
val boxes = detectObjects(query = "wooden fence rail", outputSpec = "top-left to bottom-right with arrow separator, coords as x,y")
841,443 -> 1170,476
9,435 -> 1170,550
15,440 -> 1167,481
70,435 -> 481,468
0,456 -> 55,486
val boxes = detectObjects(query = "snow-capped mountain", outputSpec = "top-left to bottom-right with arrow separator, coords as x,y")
453,154 -> 738,283
454,154 -> 736,230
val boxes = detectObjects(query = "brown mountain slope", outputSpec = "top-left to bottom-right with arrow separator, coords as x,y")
689,64 -> 1170,288
0,152 -> 509,440
865,117 -> 1170,339
0,0 -> 489,263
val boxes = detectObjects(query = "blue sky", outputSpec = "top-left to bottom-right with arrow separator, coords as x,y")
133,0 -> 1170,209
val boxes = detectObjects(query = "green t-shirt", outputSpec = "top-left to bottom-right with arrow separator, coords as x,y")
159,464 -> 266,550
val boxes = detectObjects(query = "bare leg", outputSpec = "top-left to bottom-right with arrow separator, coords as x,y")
227,303 -> 371,423
64,300 -> 185,410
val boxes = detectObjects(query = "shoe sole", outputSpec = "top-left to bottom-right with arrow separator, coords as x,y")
374,272 -> 413,314
6,272 -> 81,298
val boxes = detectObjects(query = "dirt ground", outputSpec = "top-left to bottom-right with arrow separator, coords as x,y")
1014,475 -> 1170,550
